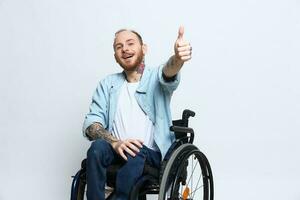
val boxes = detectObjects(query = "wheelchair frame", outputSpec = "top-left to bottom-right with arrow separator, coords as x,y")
71,109 -> 214,200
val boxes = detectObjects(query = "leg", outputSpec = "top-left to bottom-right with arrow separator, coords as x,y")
86,139 -> 117,200
115,146 -> 161,200
144,146 -> 161,168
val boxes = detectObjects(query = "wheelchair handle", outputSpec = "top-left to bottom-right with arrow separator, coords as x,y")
182,109 -> 195,121
181,109 -> 195,127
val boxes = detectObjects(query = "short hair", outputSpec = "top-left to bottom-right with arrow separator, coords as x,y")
113,29 -> 144,48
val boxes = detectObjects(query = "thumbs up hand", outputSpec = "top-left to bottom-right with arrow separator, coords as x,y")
163,26 -> 192,78
174,26 -> 192,63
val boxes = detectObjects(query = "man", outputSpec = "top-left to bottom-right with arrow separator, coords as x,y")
83,26 -> 192,200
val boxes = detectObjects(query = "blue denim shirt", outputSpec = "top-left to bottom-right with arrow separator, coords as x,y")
83,65 -> 180,159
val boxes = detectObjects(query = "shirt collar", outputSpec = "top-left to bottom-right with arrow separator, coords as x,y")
136,66 -> 150,94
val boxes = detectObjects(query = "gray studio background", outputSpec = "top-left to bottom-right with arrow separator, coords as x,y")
0,0 -> 299,199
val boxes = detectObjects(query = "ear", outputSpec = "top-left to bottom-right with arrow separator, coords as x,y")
142,44 -> 148,55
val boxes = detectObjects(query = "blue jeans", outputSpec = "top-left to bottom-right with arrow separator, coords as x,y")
86,139 -> 161,200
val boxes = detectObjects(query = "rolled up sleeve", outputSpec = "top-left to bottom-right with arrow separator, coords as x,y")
82,80 -> 108,137
158,64 -> 181,94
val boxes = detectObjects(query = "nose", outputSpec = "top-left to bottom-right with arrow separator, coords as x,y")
122,44 -> 129,52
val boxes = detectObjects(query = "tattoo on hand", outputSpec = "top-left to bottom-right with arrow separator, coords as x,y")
86,122 -> 118,143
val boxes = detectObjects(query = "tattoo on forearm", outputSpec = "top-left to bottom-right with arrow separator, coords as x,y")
86,122 -> 118,143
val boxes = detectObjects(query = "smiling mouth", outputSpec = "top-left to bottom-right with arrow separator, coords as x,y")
122,54 -> 134,59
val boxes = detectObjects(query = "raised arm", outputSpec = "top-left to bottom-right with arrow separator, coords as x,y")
163,26 -> 192,78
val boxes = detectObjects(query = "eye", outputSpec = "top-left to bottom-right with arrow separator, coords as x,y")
128,42 -> 134,46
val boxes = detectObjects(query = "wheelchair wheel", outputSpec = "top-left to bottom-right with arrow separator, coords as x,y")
71,172 -> 115,200
158,143 -> 214,200
71,168 -> 87,200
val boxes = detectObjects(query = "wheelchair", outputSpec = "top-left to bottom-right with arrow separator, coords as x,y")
71,109 -> 214,200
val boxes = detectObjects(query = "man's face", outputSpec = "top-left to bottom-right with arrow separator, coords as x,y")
114,30 -> 146,71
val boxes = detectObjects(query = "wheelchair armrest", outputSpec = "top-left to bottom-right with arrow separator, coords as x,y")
170,126 -> 194,144
170,126 -> 194,134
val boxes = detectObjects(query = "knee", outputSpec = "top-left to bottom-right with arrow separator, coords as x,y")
87,139 -> 111,159
126,146 -> 147,163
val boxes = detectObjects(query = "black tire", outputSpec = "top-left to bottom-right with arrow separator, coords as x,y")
72,169 -> 116,200
158,143 -> 213,200
76,170 -> 87,200
74,177 -> 116,200
129,174 -> 159,200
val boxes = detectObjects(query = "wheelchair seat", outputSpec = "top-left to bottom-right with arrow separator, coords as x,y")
79,157 -> 160,188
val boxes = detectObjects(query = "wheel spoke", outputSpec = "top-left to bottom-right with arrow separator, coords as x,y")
191,178 -> 203,199
176,155 -> 204,200
186,157 -> 199,186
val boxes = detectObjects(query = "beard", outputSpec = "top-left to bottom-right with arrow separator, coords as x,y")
116,50 -> 144,71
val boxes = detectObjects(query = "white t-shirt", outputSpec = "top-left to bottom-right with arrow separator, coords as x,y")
112,81 -> 158,150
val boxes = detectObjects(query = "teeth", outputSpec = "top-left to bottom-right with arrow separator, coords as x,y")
123,55 -> 133,59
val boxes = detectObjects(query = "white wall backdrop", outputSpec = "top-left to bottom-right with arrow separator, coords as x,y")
0,0 -> 299,199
